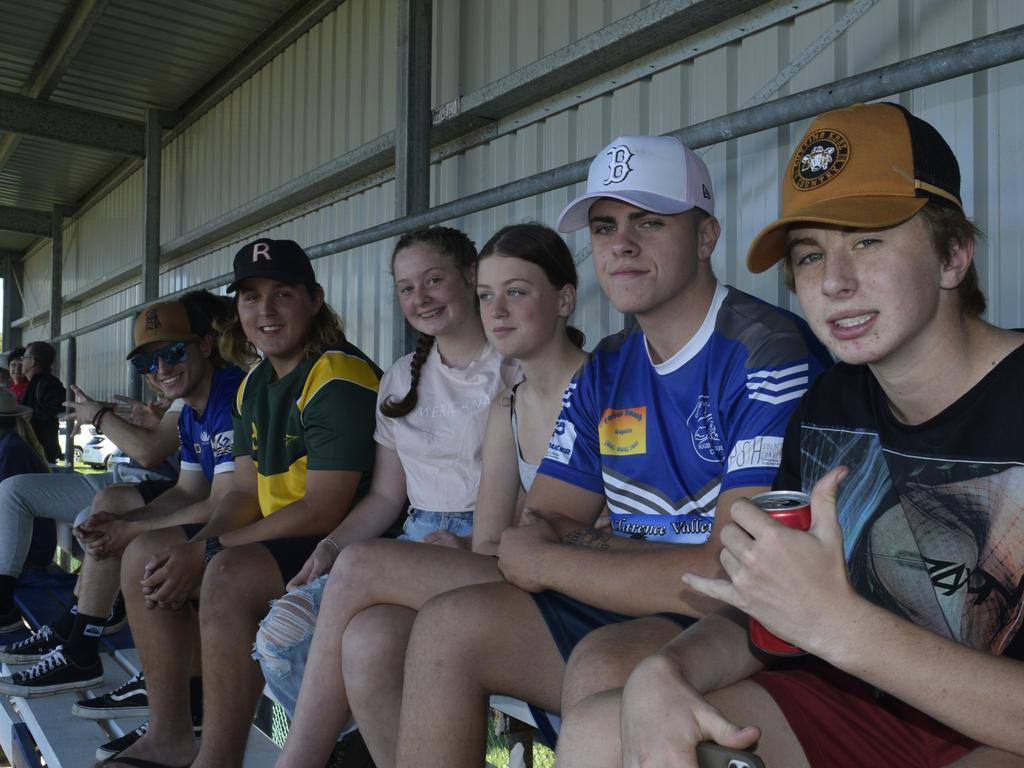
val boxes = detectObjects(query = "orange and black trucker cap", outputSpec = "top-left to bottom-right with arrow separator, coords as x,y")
747,102 -> 963,273
127,300 -> 199,359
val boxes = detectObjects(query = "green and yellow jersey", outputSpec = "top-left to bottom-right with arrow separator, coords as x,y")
233,341 -> 382,517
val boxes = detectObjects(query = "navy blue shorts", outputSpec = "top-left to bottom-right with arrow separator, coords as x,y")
531,590 -> 694,661
527,590 -> 695,746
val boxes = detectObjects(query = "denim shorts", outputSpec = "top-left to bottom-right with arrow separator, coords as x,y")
253,507 -> 474,718
398,507 -> 473,541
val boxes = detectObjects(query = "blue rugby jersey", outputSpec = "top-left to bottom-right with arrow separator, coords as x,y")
540,283 -> 832,544
178,365 -> 245,480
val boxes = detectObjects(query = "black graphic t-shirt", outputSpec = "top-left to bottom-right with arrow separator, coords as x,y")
774,342 -> 1024,660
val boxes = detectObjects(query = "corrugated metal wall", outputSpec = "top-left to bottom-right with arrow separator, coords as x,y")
18,0 -> 1024,398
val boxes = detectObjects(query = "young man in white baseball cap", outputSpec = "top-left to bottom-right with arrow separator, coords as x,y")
392,135 -> 832,766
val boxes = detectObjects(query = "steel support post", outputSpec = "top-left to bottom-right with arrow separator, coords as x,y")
393,0 -> 433,355
63,336 -> 76,466
50,209 -> 64,340
142,109 -> 162,305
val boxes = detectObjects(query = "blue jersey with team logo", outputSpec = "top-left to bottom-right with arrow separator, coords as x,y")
179,365 -> 245,479
540,284 -> 831,544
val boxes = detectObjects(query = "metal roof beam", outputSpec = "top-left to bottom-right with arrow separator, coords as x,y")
0,93 -> 145,155
0,0 -> 112,173
0,205 -> 52,236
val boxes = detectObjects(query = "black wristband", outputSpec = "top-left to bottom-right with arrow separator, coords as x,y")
92,406 -> 112,430
203,536 -> 224,569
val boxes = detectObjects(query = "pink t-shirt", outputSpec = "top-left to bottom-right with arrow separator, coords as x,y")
375,342 -> 520,512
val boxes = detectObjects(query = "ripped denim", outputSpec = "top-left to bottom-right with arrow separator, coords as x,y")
252,508 -> 474,718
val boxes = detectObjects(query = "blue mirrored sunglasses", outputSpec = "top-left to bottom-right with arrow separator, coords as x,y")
130,340 -> 190,374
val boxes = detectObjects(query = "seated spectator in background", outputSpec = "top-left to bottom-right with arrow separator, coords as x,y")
106,238 -> 381,768
20,341 -> 64,464
0,293 -> 223,635
6,347 -> 28,401
556,103 -> 1024,768
263,223 -> 585,768
0,391 -> 50,631
0,390 -> 48,496
394,136 -> 832,767
0,295 -> 240,712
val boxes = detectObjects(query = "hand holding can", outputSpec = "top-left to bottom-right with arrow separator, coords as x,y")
747,491 -> 812,656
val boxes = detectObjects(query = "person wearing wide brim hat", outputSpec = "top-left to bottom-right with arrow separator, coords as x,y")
0,389 -> 32,418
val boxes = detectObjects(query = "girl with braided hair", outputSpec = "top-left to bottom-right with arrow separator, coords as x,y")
253,226 -> 516,750
258,223 -> 587,768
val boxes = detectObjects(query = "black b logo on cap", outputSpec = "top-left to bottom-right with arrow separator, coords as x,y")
145,309 -> 161,331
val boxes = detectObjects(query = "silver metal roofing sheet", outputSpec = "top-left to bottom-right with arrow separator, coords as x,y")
0,0 -> 68,93
48,0 -> 296,119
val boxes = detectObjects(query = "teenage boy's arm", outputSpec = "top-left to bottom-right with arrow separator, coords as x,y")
495,473 -> 760,617
198,458 -> 362,545
76,469 -> 231,557
687,468 -> 1024,756
66,385 -> 181,467
619,608 -> 764,766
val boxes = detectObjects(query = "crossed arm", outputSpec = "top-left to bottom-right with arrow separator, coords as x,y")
494,473 -> 767,617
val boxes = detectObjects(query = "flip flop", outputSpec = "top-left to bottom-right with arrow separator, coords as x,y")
101,758 -> 191,768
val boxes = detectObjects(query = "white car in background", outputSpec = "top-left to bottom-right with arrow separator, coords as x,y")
58,421 -> 119,468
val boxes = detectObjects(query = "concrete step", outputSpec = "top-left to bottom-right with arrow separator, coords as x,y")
0,649 -> 281,766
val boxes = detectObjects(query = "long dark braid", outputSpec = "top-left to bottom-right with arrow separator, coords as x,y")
379,226 -> 477,418
379,333 -> 435,417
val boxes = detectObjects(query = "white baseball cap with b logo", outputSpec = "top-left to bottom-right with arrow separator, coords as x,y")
556,135 -> 715,232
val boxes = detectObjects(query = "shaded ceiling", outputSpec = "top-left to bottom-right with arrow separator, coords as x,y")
0,0 -> 320,252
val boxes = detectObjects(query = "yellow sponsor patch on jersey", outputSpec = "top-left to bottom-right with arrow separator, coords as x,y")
599,406 -> 647,455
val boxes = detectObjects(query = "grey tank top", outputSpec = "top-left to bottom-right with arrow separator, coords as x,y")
509,382 -> 539,491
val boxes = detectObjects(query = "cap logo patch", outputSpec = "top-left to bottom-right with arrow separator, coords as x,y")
144,309 -> 161,331
793,129 -> 850,190
252,242 -> 272,262
602,145 -> 634,186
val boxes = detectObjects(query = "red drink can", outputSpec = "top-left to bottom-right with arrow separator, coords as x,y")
747,491 -> 811,656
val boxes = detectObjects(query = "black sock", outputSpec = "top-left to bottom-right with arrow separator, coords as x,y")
0,576 -> 17,614
190,676 -> 203,723
51,596 -> 79,639
63,610 -> 104,667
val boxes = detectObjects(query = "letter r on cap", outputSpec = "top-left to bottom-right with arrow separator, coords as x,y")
252,242 -> 272,262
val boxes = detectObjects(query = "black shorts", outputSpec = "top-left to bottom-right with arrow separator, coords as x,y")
182,524 -> 319,585
136,479 -> 176,505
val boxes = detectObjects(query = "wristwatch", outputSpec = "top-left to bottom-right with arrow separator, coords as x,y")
203,536 -> 225,569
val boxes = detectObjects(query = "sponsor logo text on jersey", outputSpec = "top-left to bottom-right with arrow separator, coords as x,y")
599,406 -> 647,456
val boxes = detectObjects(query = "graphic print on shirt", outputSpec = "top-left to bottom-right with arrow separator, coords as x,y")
798,424 -> 1024,656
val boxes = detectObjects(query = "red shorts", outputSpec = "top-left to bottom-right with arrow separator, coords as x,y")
752,659 -> 977,768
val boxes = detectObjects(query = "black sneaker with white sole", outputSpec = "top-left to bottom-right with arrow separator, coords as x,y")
72,670 -> 147,719
101,593 -> 128,636
0,625 -> 62,664
94,714 -> 203,761
0,647 -> 103,696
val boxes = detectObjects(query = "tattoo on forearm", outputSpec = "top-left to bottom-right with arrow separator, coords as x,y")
563,528 -> 611,550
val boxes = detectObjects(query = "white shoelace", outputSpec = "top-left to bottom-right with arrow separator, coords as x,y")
14,646 -> 68,682
8,625 -> 54,651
